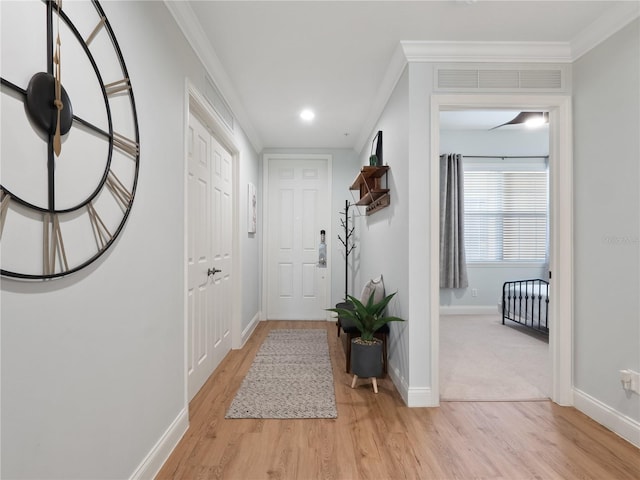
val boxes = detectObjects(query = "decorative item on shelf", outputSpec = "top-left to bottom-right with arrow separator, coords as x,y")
328,290 -> 404,393
369,130 -> 383,166
0,0 -> 140,280
350,165 -> 390,216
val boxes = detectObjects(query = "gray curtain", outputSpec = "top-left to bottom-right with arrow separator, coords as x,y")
440,154 -> 468,288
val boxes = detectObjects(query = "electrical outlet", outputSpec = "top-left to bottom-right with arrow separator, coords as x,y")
620,369 -> 640,393
471,288 -> 478,297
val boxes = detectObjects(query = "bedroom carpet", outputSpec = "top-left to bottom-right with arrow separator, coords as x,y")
440,314 -> 550,401
225,329 -> 338,419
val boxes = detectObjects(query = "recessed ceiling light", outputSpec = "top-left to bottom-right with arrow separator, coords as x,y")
525,114 -> 547,128
300,109 -> 315,121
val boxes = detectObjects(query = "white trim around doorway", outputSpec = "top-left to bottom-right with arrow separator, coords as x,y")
184,79 -> 242,391
429,94 -> 573,407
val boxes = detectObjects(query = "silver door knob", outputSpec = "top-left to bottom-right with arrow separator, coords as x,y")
207,267 -> 222,277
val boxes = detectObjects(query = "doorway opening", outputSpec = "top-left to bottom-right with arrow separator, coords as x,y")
429,94 -> 573,407
438,109 -> 551,401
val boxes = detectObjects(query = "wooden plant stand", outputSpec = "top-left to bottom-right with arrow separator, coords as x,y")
351,374 -> 379,394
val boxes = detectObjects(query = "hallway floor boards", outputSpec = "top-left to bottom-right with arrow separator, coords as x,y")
157,321 -> 640,479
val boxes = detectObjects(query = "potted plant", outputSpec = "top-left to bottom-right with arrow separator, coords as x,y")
328,292 -> 404,381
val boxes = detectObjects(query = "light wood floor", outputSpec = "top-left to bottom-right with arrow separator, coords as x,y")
157,321 -> 640,479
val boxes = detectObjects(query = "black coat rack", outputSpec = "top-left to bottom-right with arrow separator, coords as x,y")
338,200 -> 356,300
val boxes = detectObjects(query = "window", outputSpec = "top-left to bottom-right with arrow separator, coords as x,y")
464,159 -> 548,262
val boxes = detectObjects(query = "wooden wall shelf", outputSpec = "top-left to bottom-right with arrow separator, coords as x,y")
350,166 -> 390,215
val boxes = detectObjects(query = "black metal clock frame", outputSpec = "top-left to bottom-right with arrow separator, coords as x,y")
0,0 -> 140,280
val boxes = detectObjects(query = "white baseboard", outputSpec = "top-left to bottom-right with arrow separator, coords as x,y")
388,364 -> 409,405
440,305 -> 500,316
573,388 -> 640,448
388,364 -> 436,407
240,312 -> 260,348
407,387 -> 435,407
129,407 -> 189,480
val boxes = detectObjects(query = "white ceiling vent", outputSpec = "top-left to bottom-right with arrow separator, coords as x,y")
437,69 -> 478,89
436,65 -> 566,92
519,70 -> 562,89
479,70 -> 520,89
205,75 -> 234,131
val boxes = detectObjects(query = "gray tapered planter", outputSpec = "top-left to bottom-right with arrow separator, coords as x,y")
350,338 -> 383,378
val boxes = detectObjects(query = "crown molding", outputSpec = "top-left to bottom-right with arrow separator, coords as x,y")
163,1 -> 263,152
401,41 -> 573,64
356,4 -> 638,154
166,0 -> 636,155
353,40 -> 571,153
354,43 -> 408,153
571,1 -> 640,61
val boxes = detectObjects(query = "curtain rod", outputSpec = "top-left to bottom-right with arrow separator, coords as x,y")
462,155 -> 549,159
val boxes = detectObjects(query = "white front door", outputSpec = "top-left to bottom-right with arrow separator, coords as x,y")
265,156 -> 330,320
187,112 -> 232,401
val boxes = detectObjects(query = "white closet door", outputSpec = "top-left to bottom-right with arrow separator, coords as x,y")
187,113 -> 232,401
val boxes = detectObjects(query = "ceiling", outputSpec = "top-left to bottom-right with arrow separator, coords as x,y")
176,1 -> 636,151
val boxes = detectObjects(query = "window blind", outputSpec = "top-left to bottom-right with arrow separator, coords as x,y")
464,168 -> 548,262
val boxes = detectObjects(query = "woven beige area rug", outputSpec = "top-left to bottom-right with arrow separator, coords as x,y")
225,329 -> 338,419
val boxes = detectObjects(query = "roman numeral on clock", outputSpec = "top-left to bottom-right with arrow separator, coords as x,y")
87,202 -> 112,250
105,78 -> 131,97
106,170 -> 133,210
0,191 -> 10,239
113,132 -> 139,158
86,16 -> 106,46
43,213 -> 68,276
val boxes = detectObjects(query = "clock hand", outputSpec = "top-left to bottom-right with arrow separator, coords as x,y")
53,49 -> 62,156
0,77 -> 27,96
53,0 -> 62,157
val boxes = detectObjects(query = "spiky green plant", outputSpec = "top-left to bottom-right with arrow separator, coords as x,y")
328,291 -> 404,341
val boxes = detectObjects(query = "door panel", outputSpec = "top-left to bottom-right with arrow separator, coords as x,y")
187,113 -> 232,401
210,135 -> 232,368
266,158 -> 329,320
187,113 -> 213,399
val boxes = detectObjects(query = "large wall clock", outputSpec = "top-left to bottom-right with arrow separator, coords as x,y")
0,0 -> 140,280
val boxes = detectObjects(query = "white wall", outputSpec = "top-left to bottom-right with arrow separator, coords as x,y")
356,68 -> 413,399
406,62 -> 435,400
573,19 -> 640,426
355,28 -> 640,440
239,133 -> 262,334
0,1 -> 260,478
439,128 -> 549,308
440,264 -> 546,310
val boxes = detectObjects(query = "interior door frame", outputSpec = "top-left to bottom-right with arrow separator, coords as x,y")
430,94 -> 573,406
261,153 -> 333,320
183,80 -> 241,408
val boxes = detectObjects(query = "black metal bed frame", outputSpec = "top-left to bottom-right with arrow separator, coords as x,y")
502,279 -> 549,334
